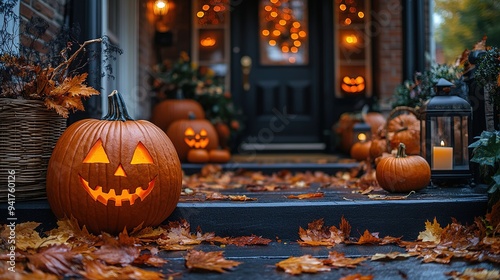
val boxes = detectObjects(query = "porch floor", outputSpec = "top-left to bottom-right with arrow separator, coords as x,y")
3,154 -> 497,279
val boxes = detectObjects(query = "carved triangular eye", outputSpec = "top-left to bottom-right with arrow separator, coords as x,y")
185,127 -> 195,136
83,139 -> 110,163
131,142 -> 154,164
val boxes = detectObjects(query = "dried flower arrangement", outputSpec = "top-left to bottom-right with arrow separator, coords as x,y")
0,0 -> 122,118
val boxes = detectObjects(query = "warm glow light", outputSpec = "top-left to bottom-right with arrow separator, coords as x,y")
298,31 -> 306,37
272,30 -> 281,36
355,76 -> 364,84
262,29 -> 270,36
213,6 -> 221,12
440,140 -> 445,146
197,11 -> 205,18
265,5 -> 272,12
339,4 -> 346,11
345,35 -> 358,44
154,0 -> 169,16
293,40 -> 301,47
290,33 -> 298,40
344,18 -> 351,25
343,76 -> 351,84
282,45 -> 289,52
200,36 -> 216,47
270,0 -> 278,3
288,57 -> 296,63
349,7 -> 356,13
269,40 -> 277,46
270,11 -> 278,17
279,19 -> 286,25
202,4 -> 210,11
292,21 -> 301,28
358,11 -> 365,18
358,133 -> 367,142
291,46 -> 298,53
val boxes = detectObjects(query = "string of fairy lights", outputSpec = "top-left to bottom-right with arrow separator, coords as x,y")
260,0 -> 307,63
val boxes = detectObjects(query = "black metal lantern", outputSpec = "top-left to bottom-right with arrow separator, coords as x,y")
419,78 -> 472,182
352,122 -> 371,145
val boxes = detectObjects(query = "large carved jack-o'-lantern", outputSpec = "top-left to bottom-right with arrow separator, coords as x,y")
46,91 -> 182,234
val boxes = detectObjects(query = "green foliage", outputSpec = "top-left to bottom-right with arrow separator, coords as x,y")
469,130 -> 500,208
391,64 -> 463,108
434,0 -> 500,63
475,47 -> 500,109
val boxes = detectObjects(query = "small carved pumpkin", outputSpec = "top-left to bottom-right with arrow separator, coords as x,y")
376,143 -> 430,193
167,116 -> 219,162
46,91 -> 182,234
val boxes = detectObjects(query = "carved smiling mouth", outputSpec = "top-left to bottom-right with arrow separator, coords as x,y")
79,176 -> 156,206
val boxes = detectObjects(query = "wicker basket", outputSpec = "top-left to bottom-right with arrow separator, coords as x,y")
0,98 -> 66,202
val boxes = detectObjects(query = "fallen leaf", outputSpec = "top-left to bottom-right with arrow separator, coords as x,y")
276,255 -> 331,275
324,251 -> 367,268
2,222 -> 44,250
226,235 -> 272,246
287,192 -> 324,199
356,230 -> 381,245
185,250 -> 241,273
370,252 -> 414,261
367,190 -> 415,200
27,245 -> 79,276
446,267 -> 500,280
417,217 -> 442,243
339,273 -> 374,280
80,260 -> 164,280
298,217 -> 351,246
228,195 -> 257,201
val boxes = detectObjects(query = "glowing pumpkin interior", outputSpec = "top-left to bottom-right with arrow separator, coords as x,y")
184,127 -> 210,148
80,139 -> 156,206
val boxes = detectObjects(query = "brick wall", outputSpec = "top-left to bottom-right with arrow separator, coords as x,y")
19,0 -> 68,53
372,0 -> 404,112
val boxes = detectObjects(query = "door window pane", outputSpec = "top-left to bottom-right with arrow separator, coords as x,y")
259,0 -> 309,65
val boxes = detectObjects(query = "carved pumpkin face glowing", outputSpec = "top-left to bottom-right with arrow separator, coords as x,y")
184,127 -> 210,148
341,76 -> 365,93
79,139 -> 156,206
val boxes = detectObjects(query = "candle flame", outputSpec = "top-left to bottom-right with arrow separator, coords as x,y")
358,133 -> 366,142
440,140 -> 445,146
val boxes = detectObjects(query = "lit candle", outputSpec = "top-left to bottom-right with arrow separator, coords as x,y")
357,133 -> 366,142
432,140 -> 453,170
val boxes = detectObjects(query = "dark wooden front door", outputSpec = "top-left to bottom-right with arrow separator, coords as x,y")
231,0 -> 325,151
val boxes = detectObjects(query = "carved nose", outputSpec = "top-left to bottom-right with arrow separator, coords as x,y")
114,164 -> 127,177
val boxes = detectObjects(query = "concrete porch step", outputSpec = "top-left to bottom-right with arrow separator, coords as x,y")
5,184 -> 488,241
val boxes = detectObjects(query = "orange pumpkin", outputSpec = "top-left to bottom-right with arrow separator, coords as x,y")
46,91 -> 182,234
167,117 -> 219,162
376,143 -> 430,193
387,113 -> 420,155
208,149 -> 231,163
150,98 -> 205,132
350,140 -> 372,161
187,149 -> 210,163
363,112 -> 386,134
369,138 -> 388,160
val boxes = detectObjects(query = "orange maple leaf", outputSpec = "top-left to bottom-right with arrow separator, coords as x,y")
324,251 -> 367,268
357,229 -> 381,245
276,255 -> 331,275
185,250 -> 241,273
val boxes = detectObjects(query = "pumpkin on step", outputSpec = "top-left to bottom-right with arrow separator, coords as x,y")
150,97 -> 205,132
387,111 -> 420,155
46,91 -> 182,234
350,140 -> 372,161
166,114 -> 219,162
376,143 -> 430,193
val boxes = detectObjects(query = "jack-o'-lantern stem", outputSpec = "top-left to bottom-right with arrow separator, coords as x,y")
102,90 -> 134,121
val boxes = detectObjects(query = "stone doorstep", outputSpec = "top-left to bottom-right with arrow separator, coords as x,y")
6,184 -> 488,241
